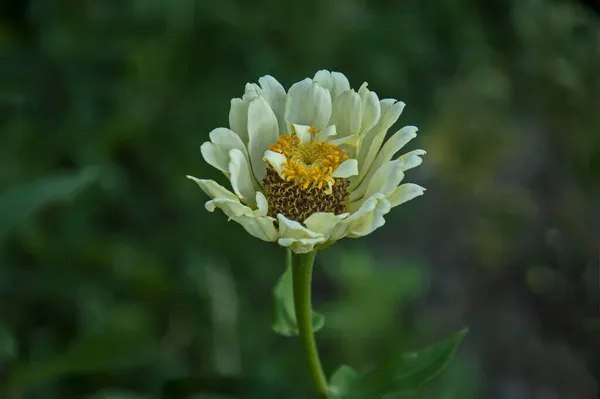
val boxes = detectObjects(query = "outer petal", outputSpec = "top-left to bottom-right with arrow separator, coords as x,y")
276,214 -> 326,254
304,212 -> 349,239
388,183 -> 426,207
285,78 -> 332,129
352,99 -> 406,189
229,98 -> 249,144
332,159 -> 359,178
350,126 -> 418,199
351,160 -> 404,203
228,148 -> 257,202
313,70 -> 350,100
259,75 -> 287,135
329,89 -> 362,138
205,197 -> 253,218
399,149 -> 427,171
200,142 -> 228,174
255,191 -> 269,216
248,96 -> 279,181
186,176 -> 239,202
330,193 -> 391,240
357,83 -> 381,135
200,127 -> 249,175
263,150 -> 287,178
234,214 -> 279,242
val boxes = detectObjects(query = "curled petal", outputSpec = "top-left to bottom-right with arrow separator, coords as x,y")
248,96 -> 279,181
285,78 -> 332,129
228,148 -> 257,202
235,214 -> 278,242
332,159 -> 359,178
330,193 -> 391,240
388,183 -> 426,207
304,212 -> 349,240
186,177 -> 238,202
263,150 -> 288,178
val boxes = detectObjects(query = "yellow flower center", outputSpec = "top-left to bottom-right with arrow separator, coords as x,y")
267,127 -> 348,190
263,127 -> 350,222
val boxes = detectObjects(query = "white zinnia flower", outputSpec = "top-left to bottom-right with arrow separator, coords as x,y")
187,70 -> 426,254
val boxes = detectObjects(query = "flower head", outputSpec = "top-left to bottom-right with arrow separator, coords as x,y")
188,71 -> 426,253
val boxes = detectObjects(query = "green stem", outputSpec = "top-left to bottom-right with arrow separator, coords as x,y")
291,249 -> 328,398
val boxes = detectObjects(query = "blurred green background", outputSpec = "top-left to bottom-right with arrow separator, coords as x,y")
1,0 -> 599,398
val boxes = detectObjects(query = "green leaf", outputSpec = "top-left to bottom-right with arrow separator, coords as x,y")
328,365 -> 360,398
357,328 -> 469,397
0,168 -> 98,239
271,251 -> 325,336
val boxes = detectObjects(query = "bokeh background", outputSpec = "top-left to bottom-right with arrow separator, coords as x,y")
1,0 -> 599,398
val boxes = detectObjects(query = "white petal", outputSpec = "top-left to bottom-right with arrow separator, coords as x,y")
313,70 -> 333,91
205,197 -> 253,218
235,214 -> 278,242
314,125 -> 337,142
330,72 -> 351,99
209,127 -> 248,157
292,124 -> 314,144
186,176 -> 239,202
228,148 -> 257,202
200,142 -> 228,174
285,78 -> 332,129
229,98 -> 249,144
242,83 -> 261,101
358,83 -> 381,134
332,159 -> 359,178
353,99 -> 406,189
329,89 -> 362,138
350,126 -> 418,197
388,183 -> 426,207
277,214 -> 323,239
255,191 -> 269,216
278,237 -> 326,254
399,149 -> 426,171
259,75 -> 287,135
304,212 -> 349,239
328,134 -> 361,148
263,150 -> 287,178
248,96 -> 279,181
353,160 -> 404,203
330,193 -> 391,240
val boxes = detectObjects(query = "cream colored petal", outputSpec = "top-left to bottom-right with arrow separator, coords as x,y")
352,160 -> 404,203
350,126 -> 418,196
292,124 -> 313,144
235,214 -> 279,242
186,176 -> 239,201
229,98 -> 249,144
330,193 -> 391,240
255,191 -> 269,217
313,70 -> 333,91
259,75 -> 287,135
278,237 -> 326,254
388,183 -> 426,207
330,72 -> 351,99
304,212 -> 349,239
205,197 -> 252,218
228,149 -> 257,202
314,125 -> 337,142
332,159 -> 359,178
352,99 -> 406,189
358,83 -> 381,134
399,149 -> 426,171
248,96 -> 279,181
263,150 -> 287,178
313,70 -> 350,100
328,134 -> 361,148
277,214 -> 323,239
329,89 -> 362,138
209,127 -> 248,158
242,82 -> 261,101
200,142 -> 228,174
285,78 -> 332,129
